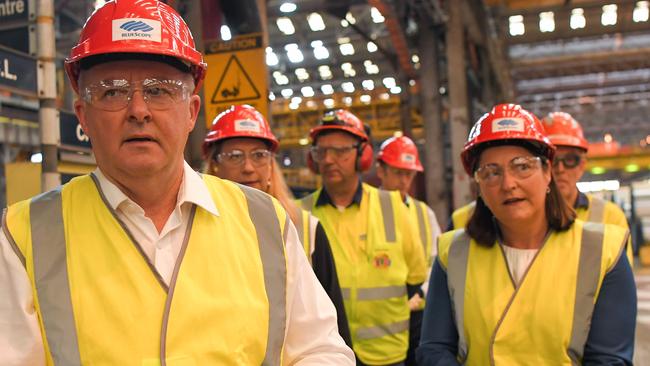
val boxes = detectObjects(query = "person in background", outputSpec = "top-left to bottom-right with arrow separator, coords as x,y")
542,111 -> 632,262
299,109 -> 427,366
0,1 -> 354,364
375,135 -> 441,366
202,104 -> 352,347
418,103 -> 636,365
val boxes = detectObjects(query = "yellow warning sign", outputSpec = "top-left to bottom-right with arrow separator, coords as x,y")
203,34 -> 269,127
210,55 -> 260,104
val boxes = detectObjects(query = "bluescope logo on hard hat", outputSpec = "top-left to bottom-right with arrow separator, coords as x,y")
492,117 -> 524,133
235,119 -> 261,133
112,19 -> 161,42
400,153 -> 416,163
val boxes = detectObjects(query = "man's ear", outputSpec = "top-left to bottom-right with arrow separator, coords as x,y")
186,94 -> 201,132
73,98 -> 91,141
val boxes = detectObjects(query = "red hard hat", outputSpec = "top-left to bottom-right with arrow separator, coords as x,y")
203,105 -> 279,156
541,112 -> 589,151
377,136 -> 423,172
64,0 -> 207,94
309,109 -> 369,142
461,103 -> 555,175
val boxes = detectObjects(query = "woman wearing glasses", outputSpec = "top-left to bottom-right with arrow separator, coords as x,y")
417,104 -> 636,365
202,104 -> 352,347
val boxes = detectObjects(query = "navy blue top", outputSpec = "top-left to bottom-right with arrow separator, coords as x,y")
416,245 -> 637,365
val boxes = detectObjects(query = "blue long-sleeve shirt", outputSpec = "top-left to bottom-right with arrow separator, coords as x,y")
416,253 -> 637,365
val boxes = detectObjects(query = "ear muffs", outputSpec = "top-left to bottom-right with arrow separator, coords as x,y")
356,142 -> 373,171
307,149 -> 318,174
307,142 -> 374,174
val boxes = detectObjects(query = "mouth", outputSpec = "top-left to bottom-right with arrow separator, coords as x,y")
503,197 -> 525,205
124,136 -> 157,144
241,181 -> 259,186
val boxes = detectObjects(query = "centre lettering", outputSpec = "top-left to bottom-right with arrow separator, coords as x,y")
0,0 -> 25,18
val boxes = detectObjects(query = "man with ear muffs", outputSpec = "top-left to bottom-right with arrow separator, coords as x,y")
299,109 -> 427,366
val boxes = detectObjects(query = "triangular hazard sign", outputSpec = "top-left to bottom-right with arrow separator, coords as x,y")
211,55 -> 261,104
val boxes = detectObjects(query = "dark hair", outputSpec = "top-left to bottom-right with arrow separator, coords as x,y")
465,156 -> 576,247
80,53 -> 191,73
312,129 -> 363,146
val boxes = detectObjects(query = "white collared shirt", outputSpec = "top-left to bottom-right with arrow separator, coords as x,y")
405,195 -> 442,295
0,162 -> 354,365
92,164 -> 219,285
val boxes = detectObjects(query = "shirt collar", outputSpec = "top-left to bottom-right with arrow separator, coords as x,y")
574,191 -> 589,209
404,195 -> 412,207
91,161 -> 219,217
316,180 -> 364,208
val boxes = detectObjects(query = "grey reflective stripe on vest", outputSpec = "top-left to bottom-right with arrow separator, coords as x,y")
30,188 -> 82,365
414,201 -> 428,254
240,185 -> 288,365
300,193 -> 314,211
446,230 -> 470,361
356,319 -> 410,340
378,190 -> 396,242
341,287 -> 351,300
568,222 -> 605,363
357,285 -> 406,301
588,197 -> 605,223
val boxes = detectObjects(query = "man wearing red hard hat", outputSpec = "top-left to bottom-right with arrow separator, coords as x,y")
299,109 -> 426,366
376,135 -> 441,366
0,1 -> 353,364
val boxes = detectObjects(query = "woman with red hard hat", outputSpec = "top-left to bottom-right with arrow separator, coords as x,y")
418,104 -> 636,365
203,104 -> 352,347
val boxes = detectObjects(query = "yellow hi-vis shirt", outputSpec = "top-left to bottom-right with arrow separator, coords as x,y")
450,201 -> 476,231
300,183 -> 426,365
4,174 -> 289,365
576,193 -> 632,263
437,220 -> 628,365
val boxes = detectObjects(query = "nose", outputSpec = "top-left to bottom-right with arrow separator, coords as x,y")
500,169 -> 517,191
241,156 -> 256,173
126,89 -> 152,123
552,160 -> 565,174
321,148 -> 335,164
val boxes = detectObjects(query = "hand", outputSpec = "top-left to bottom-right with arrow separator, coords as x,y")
408,293 -> 423,311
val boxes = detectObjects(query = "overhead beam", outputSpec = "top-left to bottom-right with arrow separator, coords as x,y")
511,47 -> 650,78
367,0 -> 417,79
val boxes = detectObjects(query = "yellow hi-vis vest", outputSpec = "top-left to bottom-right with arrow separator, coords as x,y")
577,194 -> 632,264
300,184 -> 414,365
408,198 -> 434,269
294,208 -> 316,264
4,174 -> 289,366
437,220 -> 629,365
450,201 -> 476,231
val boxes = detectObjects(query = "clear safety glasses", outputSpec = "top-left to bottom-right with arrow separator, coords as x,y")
474,156 -> 543,187
81,78 -> 191,111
